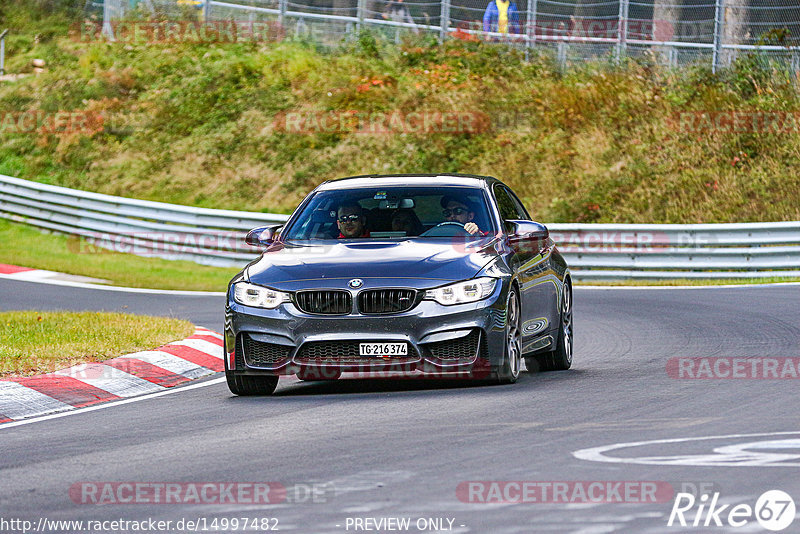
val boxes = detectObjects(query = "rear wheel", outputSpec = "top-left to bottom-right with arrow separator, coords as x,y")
534,280 -> 573,372
491,287 -> 522,384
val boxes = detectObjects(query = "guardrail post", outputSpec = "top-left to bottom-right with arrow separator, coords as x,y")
357,0 -> 365,32
0,30 -> 7,76
439,0 -> 450,43
615,0 -> 628,63
102,0 -> 115,40
712,0 -> 725,73
278,0 -> 287,26
526,0 -> 537,51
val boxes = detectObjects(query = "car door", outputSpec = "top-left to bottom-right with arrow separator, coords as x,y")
493,184 -> 560,352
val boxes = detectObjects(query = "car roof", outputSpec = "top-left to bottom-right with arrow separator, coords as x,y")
316,174 -> 501,190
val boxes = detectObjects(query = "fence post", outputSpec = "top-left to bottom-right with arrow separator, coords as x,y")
615,0 -> 628,63
0,30 -> 7,77
712,0 -> 725,73
439,0 -> 450,42
203,0 -> 211,21
526,0 -> 537,51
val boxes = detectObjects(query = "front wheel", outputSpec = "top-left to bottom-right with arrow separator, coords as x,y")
535,281 -> 573,372
491,287 -> 522,384
226,369 -> 279,396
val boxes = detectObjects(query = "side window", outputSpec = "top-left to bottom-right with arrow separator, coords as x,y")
504,187 -> 531,221
493,184 -> 519,222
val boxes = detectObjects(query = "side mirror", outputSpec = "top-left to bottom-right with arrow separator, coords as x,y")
506,220 -> 549,251
245,225 -> 282,247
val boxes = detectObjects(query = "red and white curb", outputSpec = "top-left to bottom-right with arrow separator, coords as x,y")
0,263 -> 110,284
0,327 -> 224,424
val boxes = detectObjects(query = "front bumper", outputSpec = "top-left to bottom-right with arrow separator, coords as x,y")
224,282 -> 507,376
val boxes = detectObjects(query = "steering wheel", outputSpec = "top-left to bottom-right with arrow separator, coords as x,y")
420,221 -> 472,237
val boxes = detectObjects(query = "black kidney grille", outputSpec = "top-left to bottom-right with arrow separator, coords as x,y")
425,330 -> 481,361
296,341 -> 417,364
295,291 -> 352,315
242,334 -> 292,366
358,289 -> 417,314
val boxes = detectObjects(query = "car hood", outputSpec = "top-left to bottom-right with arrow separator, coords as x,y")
246,238 -> 500,291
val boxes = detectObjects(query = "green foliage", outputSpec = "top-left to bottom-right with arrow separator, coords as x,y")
0,4 -> 799,223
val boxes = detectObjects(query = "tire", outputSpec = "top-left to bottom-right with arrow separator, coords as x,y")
491,287 -> 522,384
226,370 -> 279,396
535,280 -> 573,372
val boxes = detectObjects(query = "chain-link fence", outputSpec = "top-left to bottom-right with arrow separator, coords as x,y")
101,0 -> 800,71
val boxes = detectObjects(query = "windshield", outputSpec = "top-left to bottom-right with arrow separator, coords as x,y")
282,186 -> 495,240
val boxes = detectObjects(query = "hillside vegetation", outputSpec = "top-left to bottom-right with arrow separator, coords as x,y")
1,0 -> 799,223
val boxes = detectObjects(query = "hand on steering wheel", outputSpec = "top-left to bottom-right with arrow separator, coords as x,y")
463,222 -> 479,235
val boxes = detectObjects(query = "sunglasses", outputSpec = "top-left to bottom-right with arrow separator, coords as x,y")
338,214 -> 361,223
442,207 -> 469,217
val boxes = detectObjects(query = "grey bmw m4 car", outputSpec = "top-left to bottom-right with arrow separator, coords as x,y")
224,174 -> 572,395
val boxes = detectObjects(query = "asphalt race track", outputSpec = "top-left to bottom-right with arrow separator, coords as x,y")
2,277 -> 800,533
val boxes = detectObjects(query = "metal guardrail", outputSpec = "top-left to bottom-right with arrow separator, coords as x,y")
2,174 -> 799,279
0,174 -> 287,267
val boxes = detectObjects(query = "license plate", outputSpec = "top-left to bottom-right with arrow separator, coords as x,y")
359,342 -> 408,357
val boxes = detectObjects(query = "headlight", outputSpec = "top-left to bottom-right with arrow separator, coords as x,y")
233,282 -> 290,309
424,277 -> 498,305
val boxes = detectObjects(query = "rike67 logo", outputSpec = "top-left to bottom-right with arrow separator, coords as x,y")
668,490 -> 795,531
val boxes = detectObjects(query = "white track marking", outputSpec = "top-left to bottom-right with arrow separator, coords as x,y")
169,339 -> 224,358
577,282 -> 800,290
194,327 -> 224,339
54,364 -> 165,397
0,382 -> 72,420
0,273 -> 225,295
0,377 -> 226,429
117,350 -> 214,379
573,431 -> 800,467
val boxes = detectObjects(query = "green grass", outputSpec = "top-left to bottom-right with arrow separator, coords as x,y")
0,310 -> 194,377
0,218 -> 241,291
0,2 -> 799,223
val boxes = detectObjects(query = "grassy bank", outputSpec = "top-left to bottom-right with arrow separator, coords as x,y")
0,311 -> 194,377
0,218 -> 240,291
1,1 -> 799,225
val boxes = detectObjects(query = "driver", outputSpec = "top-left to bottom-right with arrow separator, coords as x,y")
337,202 -> 370,238
440,195 -> 486,236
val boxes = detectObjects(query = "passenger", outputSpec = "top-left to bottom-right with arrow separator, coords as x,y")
337,202 -> 370,238
391,209 -> 424,236
440,195 -> 487,236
